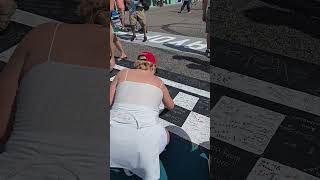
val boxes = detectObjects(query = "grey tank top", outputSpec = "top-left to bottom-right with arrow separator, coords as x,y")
0,24 -> 109,180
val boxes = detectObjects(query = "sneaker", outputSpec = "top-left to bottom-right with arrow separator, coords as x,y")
188,11 -> 191,13
143,36 -> 148,42
178,11 -> 181,13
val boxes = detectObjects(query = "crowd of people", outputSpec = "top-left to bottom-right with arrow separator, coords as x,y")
110,0 -> 150,70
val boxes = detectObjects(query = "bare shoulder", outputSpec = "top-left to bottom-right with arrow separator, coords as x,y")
155,76 -> 164,85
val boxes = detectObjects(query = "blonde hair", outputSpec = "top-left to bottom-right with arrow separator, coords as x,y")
133,60 -> 154,70
78,0 -> 109,25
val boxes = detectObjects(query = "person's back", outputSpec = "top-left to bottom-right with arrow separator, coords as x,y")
109,52 -> 174,180
114,69 -> 163,109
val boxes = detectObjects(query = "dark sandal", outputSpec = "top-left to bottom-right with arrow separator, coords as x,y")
131,35 -> 136,41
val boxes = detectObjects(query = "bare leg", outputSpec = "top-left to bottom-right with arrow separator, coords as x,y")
113,36 -> 127,59
110,28 -> 116,70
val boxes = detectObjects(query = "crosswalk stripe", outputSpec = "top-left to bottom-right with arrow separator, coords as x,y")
212,66 -> 320,116
115,31 -> 207,54
12,9 -> 60,27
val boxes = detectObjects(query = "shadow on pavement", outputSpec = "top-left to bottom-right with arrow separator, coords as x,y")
243,6 -> 320,39
161,23 -> 203,36
172,54 -> 209,73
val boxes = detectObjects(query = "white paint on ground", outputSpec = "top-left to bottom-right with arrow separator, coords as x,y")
148,36 -> 177,43
115,31 -> 207,53
12,9 -> 60,27
173,92 -> 199,111
113,64 -> 210,98
182,112 -> 210,149
212,66 -> 320,116
112,71 -> 209,149
211,96 -> 285,155
247,158 -> 320,180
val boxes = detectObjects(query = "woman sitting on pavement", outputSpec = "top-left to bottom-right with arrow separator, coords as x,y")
110,52 -> 174,180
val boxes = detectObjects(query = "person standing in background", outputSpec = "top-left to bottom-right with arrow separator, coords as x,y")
115,0 -> 127,31
178,0 -> 191,13
110,0 -> 128,65
126,0 -> 148,42
202,0 -> 210,58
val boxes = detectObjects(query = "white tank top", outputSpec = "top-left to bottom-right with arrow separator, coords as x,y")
111,70 -> 164,128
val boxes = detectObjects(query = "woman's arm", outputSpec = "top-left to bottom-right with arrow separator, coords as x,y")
0,32 -> 30,139
161,83 -> 175,110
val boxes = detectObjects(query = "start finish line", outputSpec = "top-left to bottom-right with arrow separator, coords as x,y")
115,31 -> 207,54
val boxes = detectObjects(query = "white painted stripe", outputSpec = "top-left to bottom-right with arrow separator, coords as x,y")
212,66 -> 320,116
115,31 -> 207,54
113,64 -> 210,98
211,96 -> 285,155
0,45 -> 17,63
114,64 -> 126,71
12,9 -> 60,27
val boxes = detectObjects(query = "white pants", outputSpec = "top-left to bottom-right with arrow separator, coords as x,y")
159,126 -> 169,153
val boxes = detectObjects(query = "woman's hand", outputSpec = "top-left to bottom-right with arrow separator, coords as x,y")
161,83 -> 174,110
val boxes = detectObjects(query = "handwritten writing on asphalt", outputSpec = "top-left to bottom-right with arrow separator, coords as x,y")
247,158 -> 320,180
116,32 -> 207,51
211,96 -> 285,155
211,145 -> 241,168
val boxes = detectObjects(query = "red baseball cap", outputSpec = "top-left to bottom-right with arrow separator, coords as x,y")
138,52 -> 156,65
